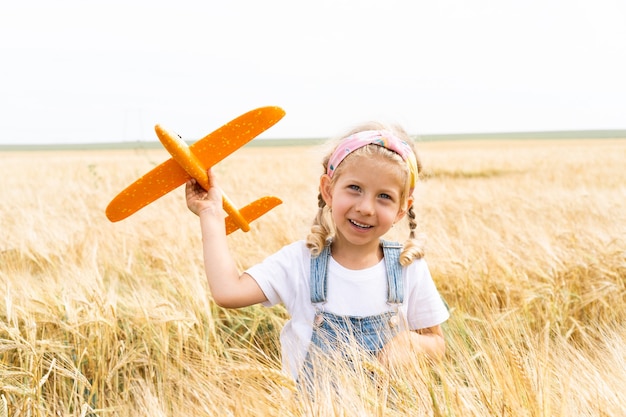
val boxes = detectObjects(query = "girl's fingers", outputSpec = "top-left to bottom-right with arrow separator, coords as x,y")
207,168 -> 217,189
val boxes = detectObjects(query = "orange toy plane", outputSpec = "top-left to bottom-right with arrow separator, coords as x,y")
105,106 -> 285,234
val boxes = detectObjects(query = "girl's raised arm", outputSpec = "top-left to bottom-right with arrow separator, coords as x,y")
186,170 -> 268,308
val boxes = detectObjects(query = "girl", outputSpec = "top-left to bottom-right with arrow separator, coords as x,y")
185,123 -> 449,383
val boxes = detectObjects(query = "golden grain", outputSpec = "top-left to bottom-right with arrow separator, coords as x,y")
0,139 -> 624,415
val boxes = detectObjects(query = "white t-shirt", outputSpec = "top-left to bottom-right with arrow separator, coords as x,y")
246,240 -> 450,379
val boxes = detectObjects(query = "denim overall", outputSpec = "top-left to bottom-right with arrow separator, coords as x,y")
301,240 -> 405,383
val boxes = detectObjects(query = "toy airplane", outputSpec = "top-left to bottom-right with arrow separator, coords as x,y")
105,106 -> 285,234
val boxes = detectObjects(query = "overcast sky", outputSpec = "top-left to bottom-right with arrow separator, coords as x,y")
1,0 -> 624,144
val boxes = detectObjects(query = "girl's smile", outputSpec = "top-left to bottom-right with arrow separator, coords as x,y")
349,219 -> 372,229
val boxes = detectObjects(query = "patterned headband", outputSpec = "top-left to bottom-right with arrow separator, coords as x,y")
327,130 -> 418,194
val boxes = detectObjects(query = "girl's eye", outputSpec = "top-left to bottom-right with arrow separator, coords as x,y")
379,193 -> 392,200
348,185 -> 361,192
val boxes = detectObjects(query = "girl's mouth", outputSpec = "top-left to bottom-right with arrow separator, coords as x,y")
349,219 -> 372,229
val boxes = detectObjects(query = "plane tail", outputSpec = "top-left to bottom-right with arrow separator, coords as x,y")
224,197 -> 282,235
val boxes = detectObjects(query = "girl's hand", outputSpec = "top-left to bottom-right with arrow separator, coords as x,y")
185,169 -> 223,216
378,326 -> 445,369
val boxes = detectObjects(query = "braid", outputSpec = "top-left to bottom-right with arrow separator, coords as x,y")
305,192 -> 332,257
399,202 -> 425,265
398,133 -> 428,265
407,205 -> 417,239
317,192 -> 326,211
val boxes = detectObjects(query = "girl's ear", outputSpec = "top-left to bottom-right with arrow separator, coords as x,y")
395,195 -> 414,223
319,174 -> 333,207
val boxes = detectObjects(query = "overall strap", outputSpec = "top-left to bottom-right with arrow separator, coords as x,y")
381,240 -> 404,304
309,240 -> 404,305
309,244 -> 331,304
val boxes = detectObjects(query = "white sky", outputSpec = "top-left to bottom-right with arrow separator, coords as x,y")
1,0 -> 625,144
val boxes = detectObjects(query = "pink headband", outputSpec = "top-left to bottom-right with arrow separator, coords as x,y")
327,130 -> 418,194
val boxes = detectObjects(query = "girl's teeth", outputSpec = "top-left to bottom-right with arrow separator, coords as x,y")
350,220 -> 371,228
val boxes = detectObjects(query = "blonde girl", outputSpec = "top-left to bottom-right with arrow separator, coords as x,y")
186,122 -> 449,382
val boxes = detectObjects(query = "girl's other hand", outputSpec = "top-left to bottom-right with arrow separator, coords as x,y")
378,326 -> 445,370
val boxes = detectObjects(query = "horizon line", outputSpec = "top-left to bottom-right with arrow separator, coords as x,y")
1,128 -> 625,151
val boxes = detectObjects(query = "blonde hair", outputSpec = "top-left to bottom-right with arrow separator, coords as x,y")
305,122 -> 425,266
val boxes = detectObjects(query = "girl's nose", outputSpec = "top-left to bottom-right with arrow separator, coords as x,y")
356,197 -> 375,215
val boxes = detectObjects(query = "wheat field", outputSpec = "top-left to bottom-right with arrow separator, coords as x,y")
1,138 -> 625,416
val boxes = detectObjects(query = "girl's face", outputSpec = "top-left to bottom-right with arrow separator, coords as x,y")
321,153 -> 412,250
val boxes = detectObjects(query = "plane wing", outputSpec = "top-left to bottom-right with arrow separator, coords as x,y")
105,106 -> 285,222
